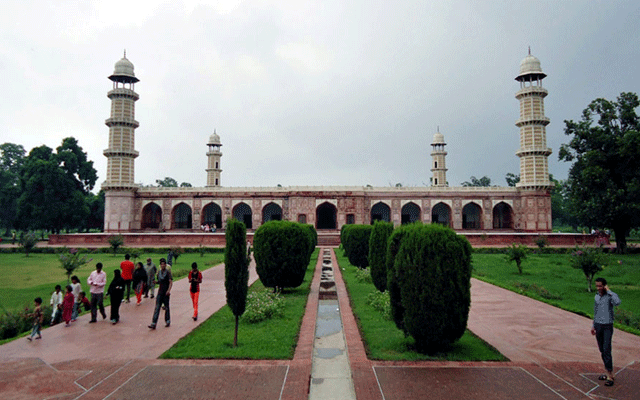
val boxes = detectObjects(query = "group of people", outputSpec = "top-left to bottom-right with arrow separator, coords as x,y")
28,254 -> 203,339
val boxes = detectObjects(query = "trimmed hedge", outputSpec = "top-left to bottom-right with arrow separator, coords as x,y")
253,221 -> 313,290
369,221 -> 394,292
390,223 -> 472,353
386,225 -> 411,334
342,224 -> 373,268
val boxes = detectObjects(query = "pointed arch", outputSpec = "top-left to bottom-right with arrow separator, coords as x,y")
401,202 -> 421,224
493,202 -> 514,229
316,202 -> 337,229
232,202 -> 253,229
462,202 -> 482,230
431,202 -> 451,227
171,203 -> 192,229
262,202 -> 283,223
202,202 -> 222,229
371,202 -> 391,223
141,202 -> 162,230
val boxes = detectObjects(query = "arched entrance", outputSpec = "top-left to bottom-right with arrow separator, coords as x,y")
316,202 -> 337,229
232,202 -> 253,229
262,202 -> 283,223
371,202 -> 391,223
401,202 -> 421,224
493,202 -> 514,229
172,203 -> 192,229
141,203 -> 162,230
202,202 -> 222,229
431,202 -> 451,227
462,202 -> 482,229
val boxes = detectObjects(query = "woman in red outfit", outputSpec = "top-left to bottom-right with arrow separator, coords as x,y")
62,285 -> 75,326
132,262 -> 148,305
188,263 -> 202,321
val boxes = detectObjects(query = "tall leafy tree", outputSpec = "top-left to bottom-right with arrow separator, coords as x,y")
17,138 -> 97,233
559,92 -> 640,253
461,176 -> 492,187
156,177 -> 178,187
224,219 -> 249,347
0,143 -> 25,234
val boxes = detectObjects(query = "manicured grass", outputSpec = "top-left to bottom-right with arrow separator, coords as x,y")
472,252 -> 640,335
160,249 -> 319,359
0,252 -> 225,313
335,251 -> 507,361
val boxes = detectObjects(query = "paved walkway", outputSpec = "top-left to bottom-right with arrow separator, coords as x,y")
1,248 -> 639,399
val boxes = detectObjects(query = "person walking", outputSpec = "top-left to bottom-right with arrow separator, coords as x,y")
87,263 -> 107,323
49,285 -> 63,325
26,297 -> 43,341
143,258 -> 157,298
148,258 -> 172,329
70,275 -> 82,321
132,262 -> 148,305
107,270 -> 125,324
591,277 -> 621,387
188,262 -> 203,321
61,285 -> 75,327
120,254 -> 135,303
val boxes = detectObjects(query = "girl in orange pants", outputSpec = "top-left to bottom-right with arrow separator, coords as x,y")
188,263 -> 203,321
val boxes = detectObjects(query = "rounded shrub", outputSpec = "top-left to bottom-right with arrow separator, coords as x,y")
303,224 -> 317,257
369,221 -> 394,292
254,221 -> 312,290
393,223 -> 472,353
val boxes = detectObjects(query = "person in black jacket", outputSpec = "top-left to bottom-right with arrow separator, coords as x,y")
107,270 -> 125,324
132,262 -> 148,306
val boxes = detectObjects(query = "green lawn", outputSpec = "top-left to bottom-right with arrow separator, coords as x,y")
472,252 -> 640,335
161,249 -> 319,359
0,252 -> 225,313
335,251 -> 507,361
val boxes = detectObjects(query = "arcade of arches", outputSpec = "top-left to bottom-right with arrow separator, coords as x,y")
139,200 -> 517,231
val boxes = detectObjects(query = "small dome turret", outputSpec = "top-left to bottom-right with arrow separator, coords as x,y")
208,130 -> 221,146
516,49 -> 546,81
432,131 -> 445,145
109,52 -> 139,84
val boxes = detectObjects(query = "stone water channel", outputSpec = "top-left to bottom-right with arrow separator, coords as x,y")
308,249 -> 357,400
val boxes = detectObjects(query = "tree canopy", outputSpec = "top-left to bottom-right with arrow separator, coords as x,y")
461,176 -> 492,187
559,92 -> 640,253
16,138 -> 98,233
156,177 -> 192,187
0,143 -> 26,233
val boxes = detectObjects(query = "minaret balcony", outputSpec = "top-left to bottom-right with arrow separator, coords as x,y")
105,118 -> 140,128
103,148 -> 140,158
515,117 -> 550,127
515,86 -> 548,98
515,147 -> 553,157
107,88 -> 140,100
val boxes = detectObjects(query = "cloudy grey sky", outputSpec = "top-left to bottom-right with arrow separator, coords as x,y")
2,0 -> 639,189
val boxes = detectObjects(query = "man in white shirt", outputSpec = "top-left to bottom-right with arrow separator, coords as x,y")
49,285 -> 63,325
87,263 -> 107,323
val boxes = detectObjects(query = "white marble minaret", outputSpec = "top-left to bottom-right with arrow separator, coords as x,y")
430,128 -> 447,187
206,130 -> 222,187
515,49 -> 552,189
102,53 -> 140,231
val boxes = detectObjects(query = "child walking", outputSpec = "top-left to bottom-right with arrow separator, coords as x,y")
62,285 -> 75,326
70,276 -> 82,321
132,262 -> 148,305
27,297 -> 43,341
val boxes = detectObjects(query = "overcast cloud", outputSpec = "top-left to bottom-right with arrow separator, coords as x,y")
1,0 -> 639,189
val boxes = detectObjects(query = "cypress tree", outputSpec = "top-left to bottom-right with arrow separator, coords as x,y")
368,221 -> 394,292
224,218 -> 249,347
345,225 -> 372,268
394,224 -> 472,353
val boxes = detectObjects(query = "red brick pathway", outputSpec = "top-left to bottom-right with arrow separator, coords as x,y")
1,248 -> 639,399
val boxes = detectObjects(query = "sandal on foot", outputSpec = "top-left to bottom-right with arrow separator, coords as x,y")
605,379 -> 614,387
598,374 -> 608,381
